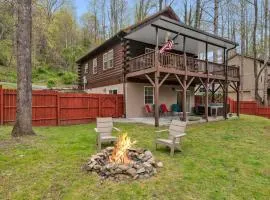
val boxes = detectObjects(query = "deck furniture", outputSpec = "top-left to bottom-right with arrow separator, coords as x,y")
155,120 -> 187,156
171,104 -> 181,116
145,104 -> 153,117
94,117 -> 120,151
160,104 -> 170,116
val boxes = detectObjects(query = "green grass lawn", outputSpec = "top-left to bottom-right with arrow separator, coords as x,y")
0,115 -> 269,200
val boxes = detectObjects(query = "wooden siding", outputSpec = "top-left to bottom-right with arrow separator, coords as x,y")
80,41 -> 124,89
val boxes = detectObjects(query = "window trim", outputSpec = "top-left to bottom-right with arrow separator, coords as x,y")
103,52 -> 108,70
144,86 -> 154,105
84,63 -> 89,74
109,88 -> 118,94
103,49 -> 114,70
93,58 -> 97,74
108,49 -> 114,69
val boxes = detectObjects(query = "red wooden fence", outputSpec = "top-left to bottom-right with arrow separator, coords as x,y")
0,86 -> 124,126
228,98 -> 270,119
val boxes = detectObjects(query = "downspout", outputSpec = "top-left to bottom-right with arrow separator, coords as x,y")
117,32 -> 127,118
225,44 -> 238,119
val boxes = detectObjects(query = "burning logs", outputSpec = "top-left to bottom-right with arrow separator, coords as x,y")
84,146 -> 163,181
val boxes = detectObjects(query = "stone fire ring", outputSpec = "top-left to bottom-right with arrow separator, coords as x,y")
84,147 -> 163,181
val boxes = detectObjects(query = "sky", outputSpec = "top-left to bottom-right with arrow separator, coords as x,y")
74,0 -> 88,19
74,0 -> 136,20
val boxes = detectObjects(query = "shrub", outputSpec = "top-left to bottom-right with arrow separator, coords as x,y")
47,79 -> 56,88
62,72 -> 77,85
57,71 -> 64,77
36,67 -> 48,74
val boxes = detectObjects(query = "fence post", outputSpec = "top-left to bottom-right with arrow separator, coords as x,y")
98,95 -> 101,117
115,95 -> 118,117
0,86 -> 3,125
56,92 -> 60,126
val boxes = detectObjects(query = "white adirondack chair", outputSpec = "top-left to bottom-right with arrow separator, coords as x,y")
155,120 -> 187,156
94,117 -> 120,151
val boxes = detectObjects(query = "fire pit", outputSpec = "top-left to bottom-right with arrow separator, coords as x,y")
84,133 -> 163,180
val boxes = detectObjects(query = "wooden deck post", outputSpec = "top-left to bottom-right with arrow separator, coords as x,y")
154,26 -> 160,127
205,42 -> 209,122
211,83 -> 215,103
205,79 -> 209,122
183,79 -> 187,121
0,85 -> 3,125
237,81 -> 240,117
223,81 -> 227,119
224,48 -> 228,119
154,72 -> 159,127
182,36 -> 187,122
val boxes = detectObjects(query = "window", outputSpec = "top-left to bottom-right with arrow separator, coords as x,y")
108,49 -> 114,69
103,53 -> 108,70
109,89 -> 118,94
84,63 -> 89,74
93,58 -> 97,74
145,48 -> 154,54
144,86 -> 154,104
103,49 -> 114,70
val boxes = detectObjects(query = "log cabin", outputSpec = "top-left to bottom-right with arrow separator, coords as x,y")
76,7 -> 240,126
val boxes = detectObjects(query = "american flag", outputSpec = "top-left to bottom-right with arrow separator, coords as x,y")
159,40 -> 174,54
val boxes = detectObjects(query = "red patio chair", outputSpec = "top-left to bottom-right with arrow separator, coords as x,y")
145,104 -> 153,117
160,104 -> 170,116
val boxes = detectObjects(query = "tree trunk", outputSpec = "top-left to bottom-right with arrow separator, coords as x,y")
213,0 -> 218,35
253,0 -> 261,103
194,0 -> 200,28
263,0 -> 268,106
159,0 -> 163,11
213,0 -> 218,62
11,0 -> 35,137
184,0 -> 188,24
240,0 -> 246,100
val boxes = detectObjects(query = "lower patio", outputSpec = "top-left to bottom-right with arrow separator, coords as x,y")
114,115 -> 229,126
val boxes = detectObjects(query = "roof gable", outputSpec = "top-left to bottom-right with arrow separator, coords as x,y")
76,7 -> 180,64
123,6 -> 180,34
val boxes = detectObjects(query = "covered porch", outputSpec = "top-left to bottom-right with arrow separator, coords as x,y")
123,14 -> 240,126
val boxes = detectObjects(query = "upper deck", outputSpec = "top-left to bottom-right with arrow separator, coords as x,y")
126,51 -> 239,82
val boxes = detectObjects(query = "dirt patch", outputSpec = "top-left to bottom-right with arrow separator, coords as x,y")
0,135 -> 42,150
263,126 -> 270,137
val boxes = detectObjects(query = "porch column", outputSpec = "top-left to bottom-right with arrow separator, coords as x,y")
154,26 -> 159,127
223,81 -> 227,119
205,43 -> 209,121
237,81 -> 240,117
154,73 -> 159,127
205,79 -> 209,122
211,83 -> 215,103
223,49 -> 228,119
182,79 -> 187,121
183,36 -> 187,121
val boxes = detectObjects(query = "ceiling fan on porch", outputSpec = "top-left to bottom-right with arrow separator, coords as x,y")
161,31 -> 180,45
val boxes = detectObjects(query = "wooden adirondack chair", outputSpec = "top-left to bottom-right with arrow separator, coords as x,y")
94,117 -> 120,151
155,120 -> 187,156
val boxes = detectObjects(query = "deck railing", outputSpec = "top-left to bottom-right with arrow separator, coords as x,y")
127,52 -> 155,72
127,51 -> 239,79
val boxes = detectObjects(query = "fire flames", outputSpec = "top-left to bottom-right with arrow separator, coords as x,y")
109,133 -> 136,164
